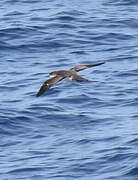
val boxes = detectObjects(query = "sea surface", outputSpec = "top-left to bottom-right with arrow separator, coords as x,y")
0,0 -> 138,179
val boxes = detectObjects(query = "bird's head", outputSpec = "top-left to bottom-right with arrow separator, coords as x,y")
49,71 -> 57,77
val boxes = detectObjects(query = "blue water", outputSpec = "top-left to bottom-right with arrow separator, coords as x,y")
0,0 -> 138,179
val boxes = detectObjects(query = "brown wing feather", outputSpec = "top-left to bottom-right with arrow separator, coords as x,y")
71,61 -> 104,72
36,76 -> 64,96
71,74 -> 89,82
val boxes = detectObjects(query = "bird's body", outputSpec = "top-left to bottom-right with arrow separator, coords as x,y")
36,61 -> 104,96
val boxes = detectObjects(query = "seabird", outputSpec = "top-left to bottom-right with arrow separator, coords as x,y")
36,61 -> 104,96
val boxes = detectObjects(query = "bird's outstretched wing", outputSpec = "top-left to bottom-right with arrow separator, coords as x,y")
70,61 -> 104,72
71,74 -> 89,82
36,76 -> 64,96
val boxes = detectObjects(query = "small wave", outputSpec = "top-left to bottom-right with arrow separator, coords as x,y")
125,167 -> 138,176
105,0 -> 138,6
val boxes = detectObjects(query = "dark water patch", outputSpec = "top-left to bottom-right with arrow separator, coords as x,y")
70,163 -> 97,175
46,22 -> 77,30
0,27 -> 43,44
4,11 -> 26,16
93,32 -> 134,42
96,146 -> 131,154
127,138 -> 138,146
108,55 -> 137,62
106,153 -> 131,163
6,0 -> 40,4
0,139 -> 21,148
121,98 -> 138,107
56,94 -> 91,104
76,138 -> 95,145
0,110 -> 34,136
116,71 -> 138,78
22,0 -> 43,4
28,104 -> 64,113
0,27 -> 33,34
125,167 -> 138,176
105,0 -> 138,6
131,115 -> 138,119
0,41 -> 72,53
30,17 -> 53,22
70,50 -> 89,55
56,15 -> 77,22
30,8 -> 50,12
55,32 -> 76,38
91,136 -> 121,145
3,79 -> 27,86
118,19 -> 138,28
8,167 -> 44,174
55,10 -> 86,17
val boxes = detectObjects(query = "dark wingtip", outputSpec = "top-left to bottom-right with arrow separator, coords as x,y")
36,88 -> 44,97
98,61 -> 105,65
36,89 -> 45,97
87,61 -> 105,68
95,61 -> 105,66
36,85 -> 49,97
36,91 -> 42,97
36,92 -> 41,97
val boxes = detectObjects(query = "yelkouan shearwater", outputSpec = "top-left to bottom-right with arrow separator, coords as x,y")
36,61 -> 104,96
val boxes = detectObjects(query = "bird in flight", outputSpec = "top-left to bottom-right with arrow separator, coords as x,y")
36,61 -> 104,96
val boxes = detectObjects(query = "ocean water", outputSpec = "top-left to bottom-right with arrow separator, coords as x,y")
0,0 -> 138,179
